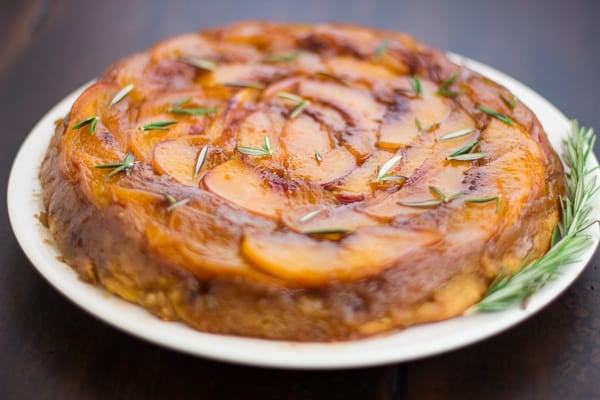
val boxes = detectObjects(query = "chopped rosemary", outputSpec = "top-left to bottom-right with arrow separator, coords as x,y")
447,152 -> 486,161
180,56 -> 216,71
222,81 -> 265,90
172,97 -> 192,108
437,73 -> 460,97
397,199 -> 443,208
376,154 -> 403,182
264,52 -> 299,63
166,197 -> 191,212
109,84 -> 134,107
140,121 -> 178,131
464,195 -> 501,213
316,71 -> 348,86
478,105 -> 514,125
447,139 -> 479,158
472,121 -> 598,311
72,116 -> 99,135
304,227 -> 352,236
277,91 -> 310,119
315,151 -> 323,163
193,145 -> 209,178
169,106 -> 216,116
439,128 -> 475,140
299,206 -> 328,223
168,97 -> 216,115
95,153 -> 135,179
500,94 -> 519,110
409,75 -> 423,98
428,186 -> 466,203
236,135 -> 273,156
415,118 -> 440,133
374,39 -> 390,60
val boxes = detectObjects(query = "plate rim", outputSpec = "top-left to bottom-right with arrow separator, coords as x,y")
7,53 -> 600,369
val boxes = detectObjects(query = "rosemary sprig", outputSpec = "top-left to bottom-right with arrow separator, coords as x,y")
72,116 -> 99,135
140,121 -> 177,131
222,81 -> 265,90
277,91 -> 310,119
398,187 -> 465,208
472,121 -> 599,312
439,128 -> 475,140
236,135 -> 273,156
193,145 -> 209,178
409,75 -> 423,98
376,154 -> 403,182
109,84 -> 134,107
478,105 -> 514,125
95,153 -> 135,179
180,56 -> 216,71
437,73 -> 460,97
374,39 -> 390,60
264,52 -> 299,63
500,94 -> 519,110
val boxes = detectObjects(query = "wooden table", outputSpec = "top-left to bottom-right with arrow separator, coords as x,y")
1,1 -> 599,398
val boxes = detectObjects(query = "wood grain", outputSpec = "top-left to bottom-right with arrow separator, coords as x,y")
0,0 -> 599,399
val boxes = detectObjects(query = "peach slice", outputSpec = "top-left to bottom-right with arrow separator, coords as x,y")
203,158 -> 289,219
332,150 -> 396,198
153,136 -> 210,186
324,56 -> 396,81
280,115 -> 356,184
298,80 -> 386,157
242,227 -> 441,286
378,80 -> 451,150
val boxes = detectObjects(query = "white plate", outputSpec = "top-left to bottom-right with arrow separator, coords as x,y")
7,53 -> 600,369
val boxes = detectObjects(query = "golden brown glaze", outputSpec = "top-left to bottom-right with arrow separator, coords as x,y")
41,22 -> 564,341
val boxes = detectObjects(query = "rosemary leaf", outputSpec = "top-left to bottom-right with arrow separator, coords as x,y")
437,73 -> 460,96
236,135 -> 273,157
464,196 -> 498,204
478,105 -> 514,125
374,39 -> 390,60
222,81 -> 265,90
109,84 -> 134,107
169,107 -> 217,116
304,227 -> 352,236
193,145 -> 209,178
447,139 -> 479,158
428,186 -> 446,200
397,199 -> 443,208
299,206 -> 328,223
264,52 -> 299,63
447,152 -> 486,161
95,153 -> 135,179
172,97 -> 192,108
315,151 -> 323,163
277,92 -> 304,103
415,118 -> 423,132
409,75 -> 423,97
72,116 -> 99,135
167,198 -> 191,212
140,121 -> 177,131
439,128 -> 475,141
500,94 -> 519,110
379,175 -> 407,182
316,71 -> 348,86
278,92 -> 310,119
180,56 -> 216,71
376,154 -> 403,182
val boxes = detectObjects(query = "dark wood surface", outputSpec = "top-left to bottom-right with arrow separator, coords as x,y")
1,1 -> 599,399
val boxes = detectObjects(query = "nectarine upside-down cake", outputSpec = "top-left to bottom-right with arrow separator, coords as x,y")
41,22 -> 564,341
